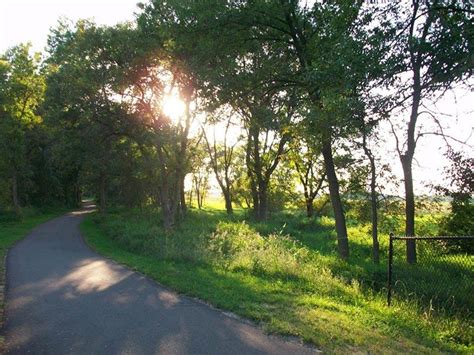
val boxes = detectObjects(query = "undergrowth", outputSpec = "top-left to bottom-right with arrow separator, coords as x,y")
83,206 -> 473,353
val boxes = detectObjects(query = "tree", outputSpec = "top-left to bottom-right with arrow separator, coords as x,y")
231,146 -> 254,210
144,0 -> 392,257
46,21 -> 153,215
139,0 -> 299,221
192,167 -> 210,210
0,44 -> 45,215
387,0 -> 473,262
288,137 -> 325,218
125,67 -> 196,228
360,126 -> 380,264
202,110 -> 240,214
228,0 -> 379,258
437,149 -> 473,239
241,91 -> 295,220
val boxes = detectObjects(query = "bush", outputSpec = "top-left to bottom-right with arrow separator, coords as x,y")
209,222 -> 320,282
436,149 -> 473,252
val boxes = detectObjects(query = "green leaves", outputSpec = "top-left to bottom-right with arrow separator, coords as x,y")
0,44 -> 47,211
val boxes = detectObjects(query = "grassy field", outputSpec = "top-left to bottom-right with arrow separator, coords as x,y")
81,201 -> 473,354
0,207 -> 69,349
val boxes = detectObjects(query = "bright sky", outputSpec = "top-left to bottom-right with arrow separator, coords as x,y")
1,0 -> 472,196
377,89 -> 473,195
0,0 -> 139,53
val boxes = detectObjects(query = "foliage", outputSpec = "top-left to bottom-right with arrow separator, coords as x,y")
384,0 -> 473,262
436,150 -> 474,253
1,2 -> 472,351
0,44 -> 46,213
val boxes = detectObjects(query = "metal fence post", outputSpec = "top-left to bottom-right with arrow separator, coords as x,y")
387,232 -> 394,306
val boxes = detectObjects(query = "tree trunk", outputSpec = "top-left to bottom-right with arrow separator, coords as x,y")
188,182 -> 193,207
162,197 -> 171,229
246,138 -> 259,216
74,183 -> 82,207
99,172 -> 107,215
195,178 -> 202,209
306,198 -> 314,218
362,135 -> 380,264
224,190 -> 233,214
257,182 -> 268,221
160,176 -> 177,231
400,24 -> 425,262
401,68 -> 421,263
199,192 -> 204,208
369,163 -> 379,264
63,185 -> 69,206
12,171 -> 21,216
180,177 -> 186,214
321,139 -> 349,259
173,178 -> 181,220
251,186 -> 259,216
402,155 -> 417,263
155,186 -> 162,207
162,202 -> 174,230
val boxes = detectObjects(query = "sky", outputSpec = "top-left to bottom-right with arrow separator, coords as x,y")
379,90 -> 473,195
0,0 -> 139,53
1,0 -> 472,196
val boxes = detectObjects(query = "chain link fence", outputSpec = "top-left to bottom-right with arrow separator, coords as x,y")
387,235 -> 474,316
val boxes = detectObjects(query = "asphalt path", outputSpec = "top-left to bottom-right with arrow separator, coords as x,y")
3,207 -> 314,354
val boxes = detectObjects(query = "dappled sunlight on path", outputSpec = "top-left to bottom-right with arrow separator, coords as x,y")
58,259 -> 132,297
3,208 -> 314,354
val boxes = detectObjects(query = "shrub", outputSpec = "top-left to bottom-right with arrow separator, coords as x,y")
208,221 -> 317,282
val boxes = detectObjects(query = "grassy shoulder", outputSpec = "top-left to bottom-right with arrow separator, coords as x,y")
0,207 -> 69,349
81,208 -> 472,354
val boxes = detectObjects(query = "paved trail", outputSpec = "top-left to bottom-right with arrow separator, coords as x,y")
3,208 -> 314,354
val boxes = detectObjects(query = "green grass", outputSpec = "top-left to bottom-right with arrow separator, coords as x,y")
81,206 -> 473,353
0,207 -> 69,284
0,207 -> 69,350
1,208 -> 58,244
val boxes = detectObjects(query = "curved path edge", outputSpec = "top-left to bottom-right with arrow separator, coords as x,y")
3,207 -> 317,354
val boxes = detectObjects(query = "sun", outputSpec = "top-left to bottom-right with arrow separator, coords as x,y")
162,93 -> 185,122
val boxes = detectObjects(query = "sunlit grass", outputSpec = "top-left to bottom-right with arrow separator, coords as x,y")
0,207 -> 69,262
81,204 -> 473,353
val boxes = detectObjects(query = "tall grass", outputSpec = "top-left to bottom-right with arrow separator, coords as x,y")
85,206 -> 473,352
